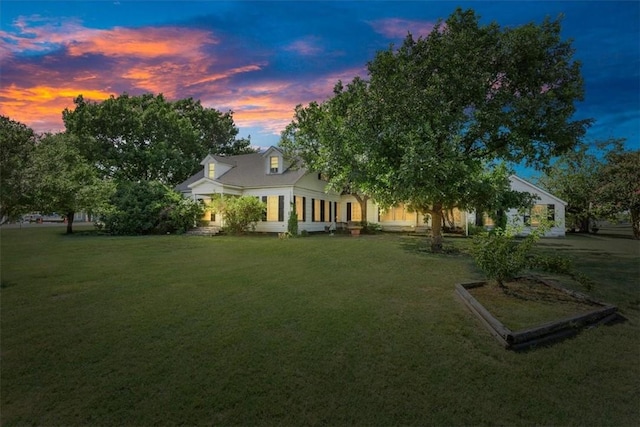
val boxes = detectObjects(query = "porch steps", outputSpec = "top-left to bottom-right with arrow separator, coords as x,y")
186,226 -> 220,236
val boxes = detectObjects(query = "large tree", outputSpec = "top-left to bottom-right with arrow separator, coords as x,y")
63,93 -> 255,186
595,149 -> 640,239
282,9 -> 590,250
0,116 -> 37,223
537,139 -> 622,233
29,133 -> 115,234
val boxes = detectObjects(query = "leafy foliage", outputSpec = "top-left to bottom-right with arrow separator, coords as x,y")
595,149 -> 640,239
287,204 -> 299,236
28,133 -> 115,234
471,223 -> 594,290
103,180 -> 203,235
281,8 -> 590,251
537,140 -> 621,232
211,196 -> 265,234
63,93 -> 255,186
0,116 -> 37,223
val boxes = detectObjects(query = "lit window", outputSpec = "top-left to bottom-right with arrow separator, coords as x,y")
208,163 -> 215,178
267,196 -> 279,221
270,156 -> 279,173
295,196 -> 304,221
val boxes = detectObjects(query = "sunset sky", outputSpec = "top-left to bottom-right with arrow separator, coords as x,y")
1,1 -> 638,156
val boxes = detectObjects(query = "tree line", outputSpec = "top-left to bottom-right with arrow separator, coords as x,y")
1,94 -> 255,234
2,8 -> 638,240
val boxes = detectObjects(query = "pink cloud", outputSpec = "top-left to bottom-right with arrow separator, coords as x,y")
368,18 -> 437,39
284,37 -> 324,56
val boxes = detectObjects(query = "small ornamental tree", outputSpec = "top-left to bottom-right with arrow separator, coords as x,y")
287,203 -> 299,236
471,220 -> 593,290
212,196 -> 265,234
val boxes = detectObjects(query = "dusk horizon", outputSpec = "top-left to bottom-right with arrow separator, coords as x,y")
2,1 -> 638,158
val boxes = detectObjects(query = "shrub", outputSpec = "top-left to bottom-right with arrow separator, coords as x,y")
471,223 -> 594,290
360,221 -> 382,234
103,181 -> 204,235
287,204 -> 298,236
212,196 -> 265,234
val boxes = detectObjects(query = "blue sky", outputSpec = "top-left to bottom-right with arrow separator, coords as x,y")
1,1 -> 638,166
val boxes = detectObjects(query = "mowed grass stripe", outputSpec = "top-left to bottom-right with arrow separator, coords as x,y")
1,227 -> 638,425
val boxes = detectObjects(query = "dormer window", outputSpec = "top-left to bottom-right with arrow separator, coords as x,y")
208,163 -> 215,179
269,156 -> 279,173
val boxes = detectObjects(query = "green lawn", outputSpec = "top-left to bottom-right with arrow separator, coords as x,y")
1,226 -> 639,425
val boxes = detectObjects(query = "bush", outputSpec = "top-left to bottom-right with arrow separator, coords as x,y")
471,224 -> 594,290
287,205 -> 298,236
212,196 -> 264,234
360,221 -> 382,234
103,181 -> 204,235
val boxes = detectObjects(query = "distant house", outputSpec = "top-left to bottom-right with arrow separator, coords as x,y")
504,175 -> 567,237
176,147 -> 566,236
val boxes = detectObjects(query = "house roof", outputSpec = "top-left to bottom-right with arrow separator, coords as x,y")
176,151 -> 308,192
509,175 -> 567,206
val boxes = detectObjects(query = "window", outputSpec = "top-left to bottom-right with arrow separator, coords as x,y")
313,199 -> 321,222
380,204 -> 408,222
547,204 -> 555,222
335,202 -> 340,222
208,163 -> 215,179
295,196 -> 305,222
270,156 -> 279,173
525,204 -> 554,227
267,196 -> 279,221
346,202 -> 362,222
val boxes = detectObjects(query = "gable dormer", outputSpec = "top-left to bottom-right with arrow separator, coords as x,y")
200,154 -> 235,180
262,146 -> 289,175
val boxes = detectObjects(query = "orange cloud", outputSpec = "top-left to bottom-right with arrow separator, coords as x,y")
1,16 -> 217,60
0,84 -> 114,133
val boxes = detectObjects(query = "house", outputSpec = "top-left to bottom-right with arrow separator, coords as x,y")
176,147 -> 566,236
503,174 -> 567,237
176,147 -> 341,233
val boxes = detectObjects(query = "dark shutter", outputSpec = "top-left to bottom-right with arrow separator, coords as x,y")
278,196 -> 284,222
320,200 -> 325,222
302,197 -> 306,222
261,196 -> 267,221
311,198 -> 315,222
329,201 -> 333,223
347,203 -> 352,222
547,204 -> 555,221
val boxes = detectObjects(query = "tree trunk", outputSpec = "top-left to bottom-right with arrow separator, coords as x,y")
353,194 -> 368,225
430,203 -> 443,252
578,216 -> 590,233
632,208 -> 640,240
66,211 -> 74,234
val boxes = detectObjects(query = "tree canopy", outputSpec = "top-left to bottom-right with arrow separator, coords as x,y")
0,116 -> 37,223
28,132 -> 115,234
595,149 -> 640,239
63,93 -> 255,186
537,139 -> 622,233
281,8 -> 591,250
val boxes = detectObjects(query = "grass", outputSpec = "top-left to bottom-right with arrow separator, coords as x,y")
467,277 -> 601,330
1,225 -> 639,425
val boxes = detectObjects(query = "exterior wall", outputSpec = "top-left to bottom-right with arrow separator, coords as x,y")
507,176 -> 566,237
191,173 -> 340,233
